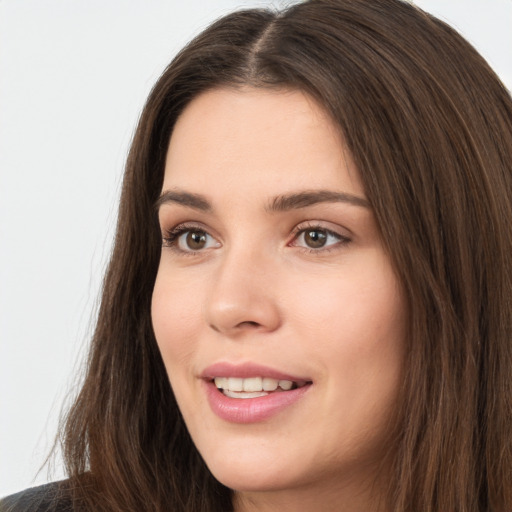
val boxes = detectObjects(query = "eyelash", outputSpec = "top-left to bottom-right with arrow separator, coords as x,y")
290,222 -> 351,254
162,222 -> 214,256
161,222 -> 352,256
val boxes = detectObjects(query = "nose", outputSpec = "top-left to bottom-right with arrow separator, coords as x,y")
205,247 -> 282,337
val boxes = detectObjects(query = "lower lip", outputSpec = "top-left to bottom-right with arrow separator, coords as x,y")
203,380 -> 312,424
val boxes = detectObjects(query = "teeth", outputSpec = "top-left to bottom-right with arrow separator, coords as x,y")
224,390 -> 268,399
243,377 -> 262,392
278,380 -> 293,391
214,376 -> 298,392
228,377 -> 243,391
262,377 -> 278,391
215,377 -> 229,390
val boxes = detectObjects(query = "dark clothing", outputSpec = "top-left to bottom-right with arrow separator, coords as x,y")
0,481 -> 73,512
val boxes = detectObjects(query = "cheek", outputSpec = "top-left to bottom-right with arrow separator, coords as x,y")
287,261 -> 404,344
287,257 -> 405,398
151,271 -> 201,370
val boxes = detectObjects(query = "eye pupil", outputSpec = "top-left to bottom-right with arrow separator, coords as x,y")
305,230 -> 327,248
186,230 -> 207,250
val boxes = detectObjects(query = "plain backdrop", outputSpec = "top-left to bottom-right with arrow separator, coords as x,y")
1,0 -> 511,498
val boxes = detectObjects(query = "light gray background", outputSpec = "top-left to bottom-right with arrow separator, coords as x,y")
1,0 -> 511,497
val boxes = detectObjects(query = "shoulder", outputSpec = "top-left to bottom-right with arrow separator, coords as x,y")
0,481 -> 74,512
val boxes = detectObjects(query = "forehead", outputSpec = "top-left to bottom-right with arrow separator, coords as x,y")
163,87 -> 363,198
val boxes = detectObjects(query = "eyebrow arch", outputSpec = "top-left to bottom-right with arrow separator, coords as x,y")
266,190 -> 370,211
155,190 -> 212,212
155,188 -> 370,213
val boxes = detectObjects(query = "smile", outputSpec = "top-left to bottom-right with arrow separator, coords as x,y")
213,376 -> 308,398
201,364 -> 313,423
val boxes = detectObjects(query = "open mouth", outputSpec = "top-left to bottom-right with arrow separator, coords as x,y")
203,370 -> 313,422
212,376 -> 311,399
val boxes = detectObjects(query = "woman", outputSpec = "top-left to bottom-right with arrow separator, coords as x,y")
3,0 -> 512,510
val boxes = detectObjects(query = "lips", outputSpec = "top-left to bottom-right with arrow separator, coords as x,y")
214,376 -> 307,396
201,362 -> 312,423
201,361 -> 310,381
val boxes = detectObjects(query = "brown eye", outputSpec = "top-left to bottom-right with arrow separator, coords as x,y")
185,230 -> 207,250
304,229 -> 327,248
163,225 -> 220,253
291,225 -> 349,252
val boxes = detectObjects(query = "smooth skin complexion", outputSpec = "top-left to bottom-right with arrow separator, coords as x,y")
152,88 -> 406,512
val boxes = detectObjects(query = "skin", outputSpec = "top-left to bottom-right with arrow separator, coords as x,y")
152,87 -> 405,511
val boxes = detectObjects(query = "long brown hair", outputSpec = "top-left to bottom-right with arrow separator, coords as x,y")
59,1 -> 512,510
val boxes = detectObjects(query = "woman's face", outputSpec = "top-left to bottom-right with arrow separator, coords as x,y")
152,88 -> 405,507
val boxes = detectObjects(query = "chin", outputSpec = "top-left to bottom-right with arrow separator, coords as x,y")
208,461 -> 298,493
196,439 -> 303,492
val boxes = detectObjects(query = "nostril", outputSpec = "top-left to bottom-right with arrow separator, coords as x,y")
208,320 -> 262,334
237,321 -> 260,328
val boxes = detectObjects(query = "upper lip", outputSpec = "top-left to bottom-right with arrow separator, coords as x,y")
200,362 -> 311,383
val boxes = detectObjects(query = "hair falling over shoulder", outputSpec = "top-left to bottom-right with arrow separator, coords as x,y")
56,1 -> 512,510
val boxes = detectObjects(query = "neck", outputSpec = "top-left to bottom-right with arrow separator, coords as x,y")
233,471 -> 389,512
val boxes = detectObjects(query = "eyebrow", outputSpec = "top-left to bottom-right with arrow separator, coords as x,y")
155,188 -> 370,212
266,190 -> 370,211
155,190 -> 212,212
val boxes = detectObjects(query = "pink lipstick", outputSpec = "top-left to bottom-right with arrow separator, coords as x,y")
201,362 -> 312,423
